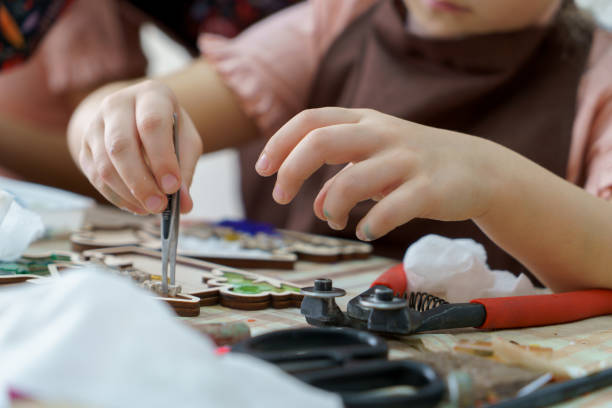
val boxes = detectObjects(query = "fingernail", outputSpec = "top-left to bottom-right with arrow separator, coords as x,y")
255,153 -> 270,174
323,209 -> 332,221
161,174 -> 178,193
329,221 -> 342,230
145,195 -> 163,212
273,185 -> 286,203
357,225 -> 374,241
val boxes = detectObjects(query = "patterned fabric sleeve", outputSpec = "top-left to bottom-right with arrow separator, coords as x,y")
0,0 -> 71,70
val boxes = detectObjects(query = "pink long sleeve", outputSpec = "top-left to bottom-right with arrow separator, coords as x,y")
198,0 -> 377,137
200,2 -> 612,200
568,29 -> 612,199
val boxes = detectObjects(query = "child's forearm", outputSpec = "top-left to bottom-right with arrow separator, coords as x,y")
158,59 -> 259,152
474,147 -> 612,291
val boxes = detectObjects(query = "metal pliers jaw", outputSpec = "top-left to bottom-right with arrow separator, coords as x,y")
301,279 -> 420,335
301,278 -> 486,335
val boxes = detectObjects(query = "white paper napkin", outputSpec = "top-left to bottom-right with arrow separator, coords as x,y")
403,235 -> 540,303
0,270 -> 341,408
0,190 -> 44,261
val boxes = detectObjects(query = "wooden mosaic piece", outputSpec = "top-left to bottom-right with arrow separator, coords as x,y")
82,246 -> 304,311
71,225 -> 297,270
0,251 -> 202,317
279,229 -> 372,262
0,251 -> 81,285
71,220 -> 373,268
173,221 -> 373,262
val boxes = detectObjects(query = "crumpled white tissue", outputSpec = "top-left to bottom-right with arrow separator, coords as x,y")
0,190 -> 45,261
0,270 -> 341,408
403,235 -> 540,303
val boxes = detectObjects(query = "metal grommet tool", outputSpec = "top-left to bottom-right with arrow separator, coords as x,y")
301,278 -> 346,298
358,287 -> 408,310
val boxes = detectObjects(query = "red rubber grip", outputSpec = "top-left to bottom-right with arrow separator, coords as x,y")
371,264 -> 407,296
471,289 -> 612,329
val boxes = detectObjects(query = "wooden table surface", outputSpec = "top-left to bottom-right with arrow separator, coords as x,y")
20,213 -> 612,408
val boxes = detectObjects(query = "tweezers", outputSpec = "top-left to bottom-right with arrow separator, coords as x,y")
161,112 -> 180,296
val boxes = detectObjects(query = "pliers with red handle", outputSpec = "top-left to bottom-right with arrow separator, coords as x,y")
300,264 -> 612,334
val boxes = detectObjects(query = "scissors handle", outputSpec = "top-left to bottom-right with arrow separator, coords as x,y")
298,360 -> 445,408
232,328 -> 387,373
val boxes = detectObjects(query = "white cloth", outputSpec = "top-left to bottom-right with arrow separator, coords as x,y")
0,270 -> 341,408
0,177 -> 93,237
0,190 -> 44,261
403,235 -> 540,303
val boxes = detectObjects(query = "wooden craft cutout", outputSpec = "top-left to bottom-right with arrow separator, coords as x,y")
152,221 -> 373,262
71,226 -> 297,270
0,251 -> 80,284
0,251 -> 202,317
82,246 -> 303,311
278,229 -> 372,262
71,220 -> 372,267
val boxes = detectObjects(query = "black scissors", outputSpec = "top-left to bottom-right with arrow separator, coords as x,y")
231,327 -> 450,408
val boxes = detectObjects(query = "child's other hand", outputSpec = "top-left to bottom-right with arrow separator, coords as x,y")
74,80 -> 203,214
256,108 -> 502,241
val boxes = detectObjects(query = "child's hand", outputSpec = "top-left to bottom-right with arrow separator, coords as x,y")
256,108 -> 503,241
72,80 -> 203,214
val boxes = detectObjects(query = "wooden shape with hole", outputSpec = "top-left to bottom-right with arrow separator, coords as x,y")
82,246 -> 304,311
71,226 -> 297,270
0,250 -> 202,317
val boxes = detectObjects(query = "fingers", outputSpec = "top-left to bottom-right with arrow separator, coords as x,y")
256,107 -> 361,176
356,177 -> 431,241
179,184 -> 194,214
102,94 -> 167,213
313,164 -> 352,221
317,153 -> 414,230
135,90 -> 181,195
76,81 -> 202,215
80,126 -> 145,214
272,123 -> 381,204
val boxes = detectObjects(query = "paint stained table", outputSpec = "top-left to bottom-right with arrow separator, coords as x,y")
24,216 -> 612,408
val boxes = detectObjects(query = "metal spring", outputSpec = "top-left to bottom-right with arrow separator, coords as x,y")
408,292 -> 448,312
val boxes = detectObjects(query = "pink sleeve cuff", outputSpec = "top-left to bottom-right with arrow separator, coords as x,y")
198,2 -> 316,138
198,0 -> 378,138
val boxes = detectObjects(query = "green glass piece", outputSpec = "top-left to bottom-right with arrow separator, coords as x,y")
222,271 -> 300,295
0,254 -> 71,276
233,285 -> 261,294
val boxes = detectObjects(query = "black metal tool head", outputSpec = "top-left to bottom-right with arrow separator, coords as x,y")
347,285 -> 420,335
301,279 -> 421,334
301,278 -> 350,327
